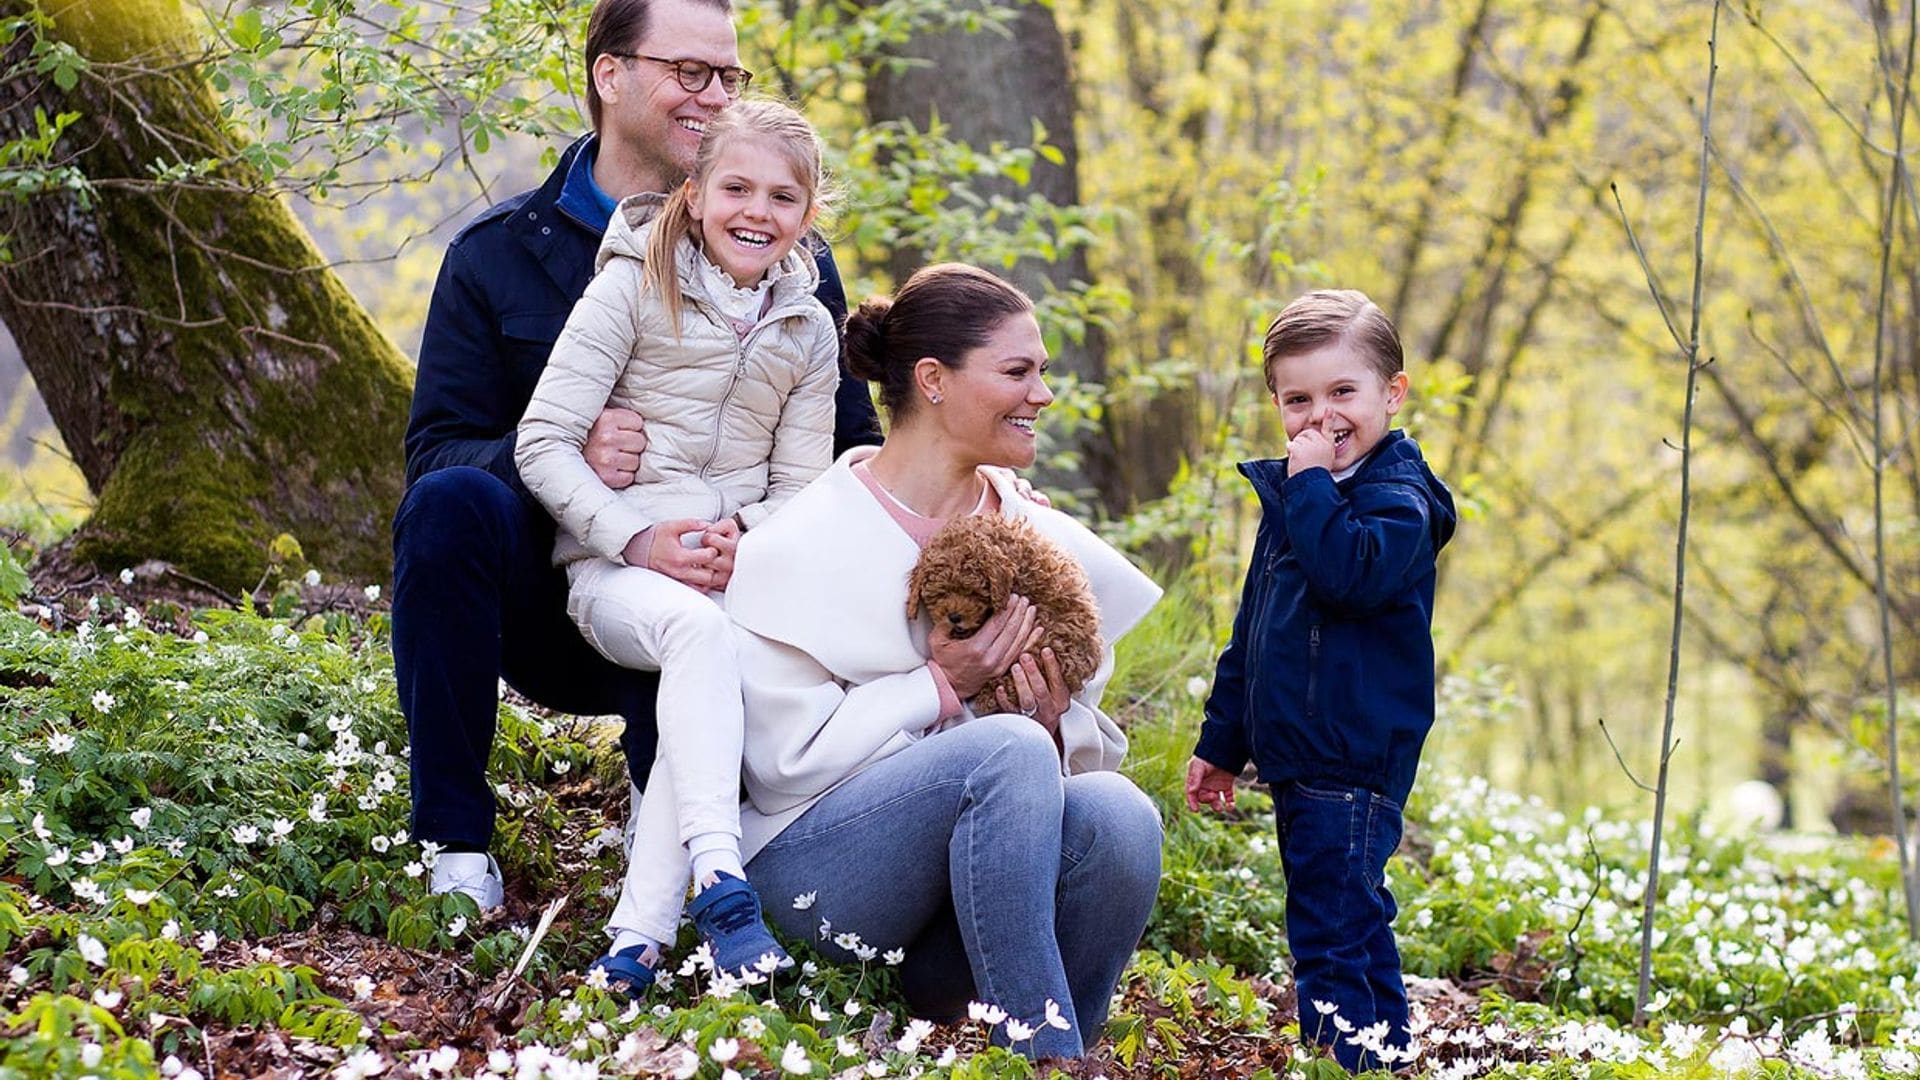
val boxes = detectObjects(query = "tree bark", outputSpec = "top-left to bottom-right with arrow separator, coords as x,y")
861,0 -> 1127,512
0,0 -> 412,588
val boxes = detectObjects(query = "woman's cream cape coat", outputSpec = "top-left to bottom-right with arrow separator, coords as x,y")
725,447 -> 1164,861
516,197 -> 841,566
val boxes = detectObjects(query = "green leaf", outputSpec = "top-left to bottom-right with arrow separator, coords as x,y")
230,9 -> 263,51
0,544 -> 31,602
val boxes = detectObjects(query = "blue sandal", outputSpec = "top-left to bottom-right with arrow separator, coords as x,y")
689,872 -> 791,977
587,945 -> 657,999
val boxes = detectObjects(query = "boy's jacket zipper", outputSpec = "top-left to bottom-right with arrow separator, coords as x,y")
1307,623 -> 1321,720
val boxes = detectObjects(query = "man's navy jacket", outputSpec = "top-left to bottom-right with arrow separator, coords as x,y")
404,135 -> 883,500
1194,430 -> 1457,808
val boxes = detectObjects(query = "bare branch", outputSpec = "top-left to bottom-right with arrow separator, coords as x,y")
1737,309 -> 1871,470
1866,0 -> 1920,938
1635,0 -> 1723,1027
1597,719 -> 1658,794
0,274 -> 225,329
1737,3 -> 1887,155
1610,182 -> 1687,355
1709,139 -> 1868,431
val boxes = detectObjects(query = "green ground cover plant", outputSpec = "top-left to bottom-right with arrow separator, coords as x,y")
1,568 -> 1918,1078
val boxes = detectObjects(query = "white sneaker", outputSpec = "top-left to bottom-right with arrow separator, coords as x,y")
430,851 -> 504,910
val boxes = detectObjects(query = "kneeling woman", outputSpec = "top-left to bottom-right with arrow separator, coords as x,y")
722,264 -> 1163,1060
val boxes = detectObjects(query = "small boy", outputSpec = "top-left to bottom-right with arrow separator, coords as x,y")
1186,289 -> 1456,1074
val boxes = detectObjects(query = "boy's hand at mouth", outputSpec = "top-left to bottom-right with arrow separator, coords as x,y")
1287,427 -> 1336,474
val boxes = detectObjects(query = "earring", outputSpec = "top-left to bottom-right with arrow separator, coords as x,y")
928,393 -> 943,405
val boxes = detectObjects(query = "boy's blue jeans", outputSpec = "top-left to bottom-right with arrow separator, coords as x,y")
1277,780 -> 1409,1073
746,715 -> 1164,1060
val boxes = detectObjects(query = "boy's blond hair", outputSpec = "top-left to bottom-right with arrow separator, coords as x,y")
1262,289 -> 1404,393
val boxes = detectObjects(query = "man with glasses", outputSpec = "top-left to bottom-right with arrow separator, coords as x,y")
395,0 -> 881,909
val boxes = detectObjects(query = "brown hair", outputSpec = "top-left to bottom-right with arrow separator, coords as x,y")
585,0 -> 733,131
843,264 -> 1034,416
1261,288 -> 1404,393
641,97 -> 830,327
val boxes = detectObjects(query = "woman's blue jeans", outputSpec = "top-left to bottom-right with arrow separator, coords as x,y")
1276,780 -> 1409,1072
746,715 -> 1163,1060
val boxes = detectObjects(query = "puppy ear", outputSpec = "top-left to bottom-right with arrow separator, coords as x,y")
990,558 -> 1014,603
985,534 -> 1017,601
905,564 -> 924,620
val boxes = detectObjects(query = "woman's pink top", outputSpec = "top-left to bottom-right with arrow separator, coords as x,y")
851,459 -> 1003,721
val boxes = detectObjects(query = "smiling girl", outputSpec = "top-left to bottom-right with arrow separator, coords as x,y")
514,98 -> 838,993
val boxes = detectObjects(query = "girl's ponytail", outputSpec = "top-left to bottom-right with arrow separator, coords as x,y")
642,186 -> 696,330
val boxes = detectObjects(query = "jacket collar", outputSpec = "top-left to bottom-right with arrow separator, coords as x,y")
671,232 -> 822,322
557,134 -> 619,233
728,448 -> 1161,670
506,134 -> 605,302
595,198 -> 823,326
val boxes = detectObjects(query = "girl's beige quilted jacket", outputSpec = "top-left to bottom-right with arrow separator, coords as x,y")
515,197 -> 841,566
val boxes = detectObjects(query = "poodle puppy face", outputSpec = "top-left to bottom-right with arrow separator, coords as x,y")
924,585 -> 995,638
913,547 -> 1015,637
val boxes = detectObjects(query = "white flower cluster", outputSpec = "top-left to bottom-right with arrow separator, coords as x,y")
1295,975 -> 1920,1079
1407,774 -> 1912,1016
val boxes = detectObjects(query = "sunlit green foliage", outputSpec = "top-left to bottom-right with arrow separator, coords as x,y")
2,600 -> 1918,1076
1055,0 -> 1919,819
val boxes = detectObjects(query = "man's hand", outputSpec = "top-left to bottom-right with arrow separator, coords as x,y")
1286,428 -> 1334,474
700,517 -> 742,592
585,407 -> 648,489
1185,756 -> 1238,814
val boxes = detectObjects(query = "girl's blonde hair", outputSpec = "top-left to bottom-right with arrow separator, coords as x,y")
643,98 -> 831,327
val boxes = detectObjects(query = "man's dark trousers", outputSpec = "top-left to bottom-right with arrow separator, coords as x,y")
394,466 -> 659,851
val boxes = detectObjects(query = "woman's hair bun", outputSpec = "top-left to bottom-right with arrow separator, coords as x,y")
842,297 -> 893,383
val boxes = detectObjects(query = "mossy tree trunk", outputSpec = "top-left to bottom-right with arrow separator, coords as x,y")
0,0 -> 412,589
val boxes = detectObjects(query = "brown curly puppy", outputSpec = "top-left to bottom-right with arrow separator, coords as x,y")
906,515 -> 1104,714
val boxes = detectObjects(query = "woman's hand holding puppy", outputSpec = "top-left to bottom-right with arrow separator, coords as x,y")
929,593 -> 1041,699
995,647 -> 1071,736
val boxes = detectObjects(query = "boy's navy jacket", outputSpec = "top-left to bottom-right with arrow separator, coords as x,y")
403,134 -> 883,502
1194,429 -> 1456,807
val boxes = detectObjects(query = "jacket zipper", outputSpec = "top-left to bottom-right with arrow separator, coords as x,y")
697,337 -> 750,485
1306,623 -> 1322,720
693,297 -> 814,517
1243,550 -> 1274,766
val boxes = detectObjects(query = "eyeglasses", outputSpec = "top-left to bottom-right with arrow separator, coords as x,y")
608,53 -> 753,98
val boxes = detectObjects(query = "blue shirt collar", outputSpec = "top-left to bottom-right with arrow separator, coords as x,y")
558,134 -> 619,235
